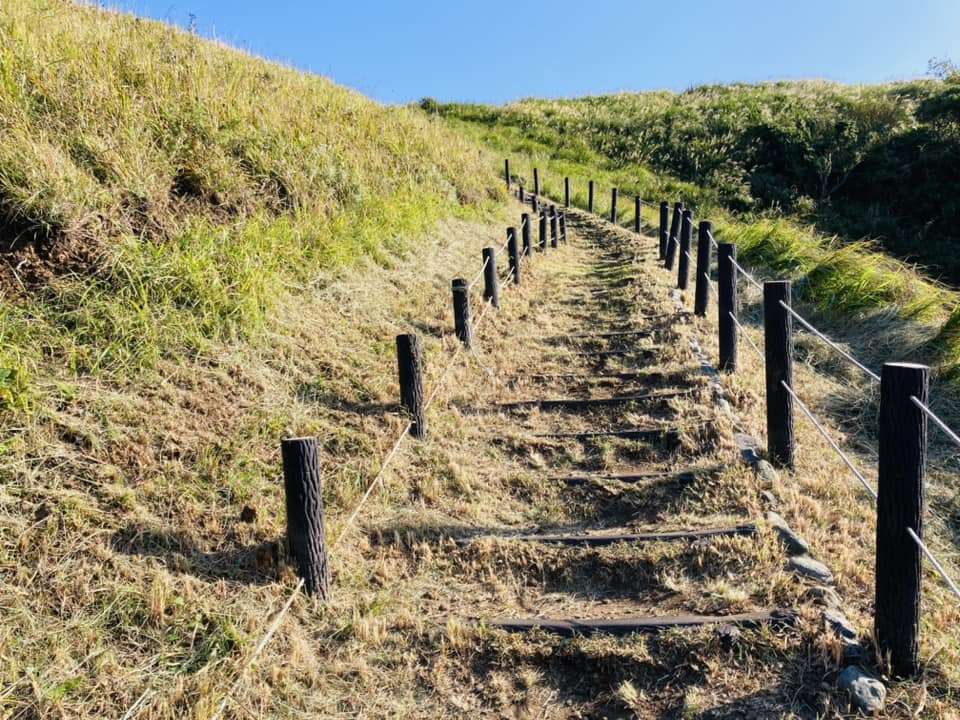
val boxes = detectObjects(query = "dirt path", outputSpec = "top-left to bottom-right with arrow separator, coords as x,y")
320,205 -> 820,718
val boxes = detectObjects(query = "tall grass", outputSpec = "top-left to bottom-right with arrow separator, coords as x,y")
440,108 -> 960,378
0,0 -> 502,407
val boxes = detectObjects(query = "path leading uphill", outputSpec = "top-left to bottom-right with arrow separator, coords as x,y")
319,204 -> 829,718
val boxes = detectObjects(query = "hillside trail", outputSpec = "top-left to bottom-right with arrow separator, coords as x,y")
340,203 -> 816,718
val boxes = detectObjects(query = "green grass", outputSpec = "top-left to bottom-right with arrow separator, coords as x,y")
436,104 -> 960,379
0,0 -> 504,410
426,78 -> 960,281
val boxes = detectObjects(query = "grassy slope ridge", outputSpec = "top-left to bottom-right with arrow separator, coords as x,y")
0,0 -> 500,400
426,78 -> 960,280
432,100 -> 960,382
0,2 -> 513,716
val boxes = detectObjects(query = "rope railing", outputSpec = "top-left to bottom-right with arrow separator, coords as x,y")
911,395 -> 960,451
729,311 -> 764,361
907,528 -> 960,601
468,254 -> 491,289
780,380 -> 878,500
778,300 -> 881,383
728,255 -> 763,290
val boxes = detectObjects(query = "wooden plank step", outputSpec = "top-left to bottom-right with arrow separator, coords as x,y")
539,329 -> 652,341
550,465 -> 721,484
533,426 -> 682,441
495,389 -> 690,411
458,523 -> 757,547
575,348 -> 660,358
487,608 -> 798,637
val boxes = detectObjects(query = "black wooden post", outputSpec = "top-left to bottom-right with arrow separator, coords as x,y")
665,202 -> 683,270
875,362 -> 929,677
718,242 -> 738,372
610,187 -> 618,223
634,196 -> 642,234
504,159 -> 510,188
763,280 -> 794,468
539,211 -> 548,251
482,247 -> 500,308
659,201 -> 669,260
521,213 -> 532,256
564,177 -> 570,207
518,185 -> 525,203
452,278 -> 472,348
550,206 -> 559,248
533,167 -> 540,196
396,334 -> 427,438
677,209 -> 693,290
694,221 -> 713,317
507,227 -> 521,285
560,212 -> 567,242
281,437 -> 331,598
531,194 -> 539,214
588,180 -> 595,213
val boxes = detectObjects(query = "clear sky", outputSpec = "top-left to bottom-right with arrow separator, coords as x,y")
112,0 -> 960,105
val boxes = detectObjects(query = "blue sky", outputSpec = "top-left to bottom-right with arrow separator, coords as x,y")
113,0 -> 960,105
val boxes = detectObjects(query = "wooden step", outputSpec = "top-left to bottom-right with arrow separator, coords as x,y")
495,389 -> 690,411
487,608 -> 798,637
459,523 -> 757,547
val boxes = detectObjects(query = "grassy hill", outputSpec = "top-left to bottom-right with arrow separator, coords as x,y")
426,75 -> 960,282
0,1 -> 506,716
430,94 -> 960,385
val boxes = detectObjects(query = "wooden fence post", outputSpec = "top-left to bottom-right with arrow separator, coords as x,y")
531,194 -> 539,214
634,196 -> 642,234
564,177 -> 570,207
507,227 -> 521,285
694,221 -> 713,317
763,280 -> 794,468
482,247 -> 500,308
518,185 -> 525,203
665,202 -> 683,270
396,334 -> 427,438
521,213 -> 532,256
875,361 -> 929,677
718,242 -> 738,372
550,206 -> 559,248
677,209 -> 693,290
588,180 -> 595,213
560,212 -> 567,242
610,187 -> 618,223
282,437 -> 331,598
659,202 -> 669,260
539,211 -> 548,251
452,278 -> 472,348
504,159 -> 510,188
534,167 -> 540,196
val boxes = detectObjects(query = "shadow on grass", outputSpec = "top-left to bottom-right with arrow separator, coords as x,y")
113,526 -> 284,585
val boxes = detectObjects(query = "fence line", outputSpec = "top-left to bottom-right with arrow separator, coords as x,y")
526,163 -> 960,627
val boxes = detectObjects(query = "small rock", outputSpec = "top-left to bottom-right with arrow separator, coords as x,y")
760,490 -> 779,509
239,505 -> 257,523
823,609 -> 857,641
788,554 -> 834,583
715,623 -> 741,651
754,459 -> 779,485
838,666 -> 886,715
806,585 -> 842,608
766,511 -> 811,556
